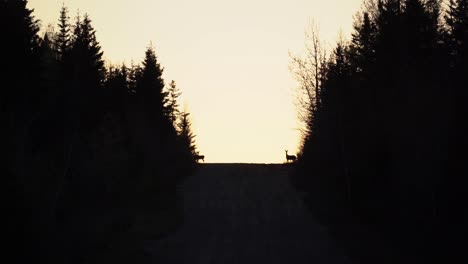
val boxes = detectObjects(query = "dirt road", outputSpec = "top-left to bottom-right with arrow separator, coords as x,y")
145,164 -> 351,264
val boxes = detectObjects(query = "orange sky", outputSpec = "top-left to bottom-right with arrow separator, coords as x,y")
28,0 -> 363,163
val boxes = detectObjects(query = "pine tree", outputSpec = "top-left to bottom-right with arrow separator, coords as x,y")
68,13 -> 105,128
0,0 -> 40,176
38,32 -> 59,107
164,80 -> 182,126
138,45 -> 166,119
444,1 -> 468,253
178,111 -> 197,162
350,12 -> 377,74
71,13 -> 105,87
1,1 -> 42,262
445,0 -> 468,82
56,4 -> 70,61
1,0 -> 40,115
446,0 -> 468,54
105,64 -> 131,113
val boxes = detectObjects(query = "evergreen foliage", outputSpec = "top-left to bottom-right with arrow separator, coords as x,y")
291,0 -> 468,262
3,2 -> 198,263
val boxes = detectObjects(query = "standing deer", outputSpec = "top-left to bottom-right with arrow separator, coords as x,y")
195,152 -> 205,162
285,150 -> 296,163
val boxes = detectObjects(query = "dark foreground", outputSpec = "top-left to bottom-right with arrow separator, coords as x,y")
143,164 -> 351,263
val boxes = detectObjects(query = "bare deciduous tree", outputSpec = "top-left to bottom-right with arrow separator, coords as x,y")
289,22 -> 328,137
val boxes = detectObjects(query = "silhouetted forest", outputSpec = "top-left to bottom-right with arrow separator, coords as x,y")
291,0 -> 467,262
2,1 -> 199,263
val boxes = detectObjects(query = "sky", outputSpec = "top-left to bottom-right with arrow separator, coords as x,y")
28,0 -> 363,163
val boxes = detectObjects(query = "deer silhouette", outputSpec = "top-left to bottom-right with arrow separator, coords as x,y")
285,150 -> 296,163
195,152 -> 205,162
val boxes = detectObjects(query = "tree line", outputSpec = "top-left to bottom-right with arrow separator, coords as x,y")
2,1 -> 198,263
290,0 -> 467,262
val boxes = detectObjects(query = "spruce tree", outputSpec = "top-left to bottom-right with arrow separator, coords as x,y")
68,13 -> 105,128
1,1 -> 41,262
1,0 -> 40,116
138,45 -> 166,120
56,4 -> 70,61
178,111 -> 197,160
164,80 -> 182,126
445,1 -> 468,253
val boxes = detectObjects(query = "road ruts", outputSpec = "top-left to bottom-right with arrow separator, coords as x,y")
144,164 -> 352,264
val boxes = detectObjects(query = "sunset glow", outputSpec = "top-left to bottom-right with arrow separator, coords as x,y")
28,0 -> 362,163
